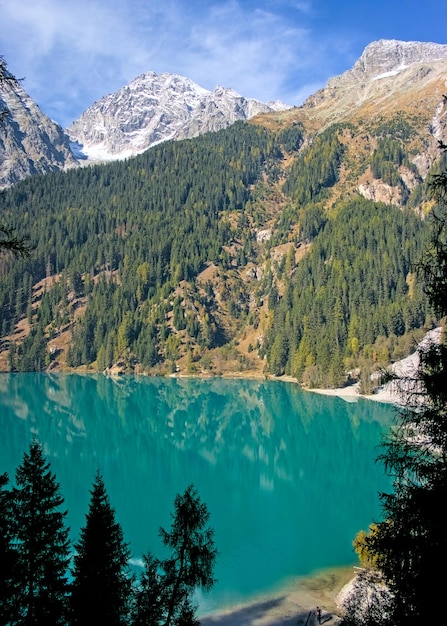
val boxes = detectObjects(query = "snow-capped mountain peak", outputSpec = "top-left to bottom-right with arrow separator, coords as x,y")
67,72 -> 290,162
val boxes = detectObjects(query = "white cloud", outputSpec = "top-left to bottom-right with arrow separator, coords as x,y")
173,1 -> 316,101
0,0 -> 352,125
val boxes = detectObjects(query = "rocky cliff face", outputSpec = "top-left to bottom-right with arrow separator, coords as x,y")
340,39 -> 447,82
260,40 -> 447,206
67,72 -> 289,162
0,82 -> 78,188
303,40 -> 447,122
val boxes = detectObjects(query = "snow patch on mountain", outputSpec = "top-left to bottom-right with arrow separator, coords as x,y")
348,39 -> 447,82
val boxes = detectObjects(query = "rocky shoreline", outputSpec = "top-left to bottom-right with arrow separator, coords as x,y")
201,566 -> 354,626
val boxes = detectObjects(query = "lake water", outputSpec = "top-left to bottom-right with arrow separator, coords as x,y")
0,373 -> 394,614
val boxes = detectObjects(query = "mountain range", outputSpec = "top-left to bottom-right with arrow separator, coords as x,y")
0,69 -> 288,187
1,39 -> 447,188
0,39 -> 446,386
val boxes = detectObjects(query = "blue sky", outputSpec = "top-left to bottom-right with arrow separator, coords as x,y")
1,0 -> 446,128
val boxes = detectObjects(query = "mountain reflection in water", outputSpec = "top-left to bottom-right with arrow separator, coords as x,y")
0,373 -> 393,613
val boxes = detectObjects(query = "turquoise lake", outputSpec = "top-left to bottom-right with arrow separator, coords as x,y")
0,373 -> 394,614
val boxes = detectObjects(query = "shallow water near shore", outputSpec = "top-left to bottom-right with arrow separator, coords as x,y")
0,373 -> 394,614
200,565 -> 354,625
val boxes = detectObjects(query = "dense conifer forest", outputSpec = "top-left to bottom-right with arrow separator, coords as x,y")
263,197 -> 430,387
0,114 -> 441,387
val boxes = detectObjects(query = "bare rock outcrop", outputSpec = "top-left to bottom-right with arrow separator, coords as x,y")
0,82 -> 78,188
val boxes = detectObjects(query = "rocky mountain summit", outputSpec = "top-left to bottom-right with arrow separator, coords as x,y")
343,39 -> 447,81
0,81 -> 78,188
70,40 -> 447,164
302,40 -> 447,124
67,72 -> 289,162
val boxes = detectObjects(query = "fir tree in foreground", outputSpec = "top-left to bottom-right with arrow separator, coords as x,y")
345,145 -> 447,626
11,440 -> 70,625
70,471 -> 133,626
0,472 -> 19,626
133,484 -> 216,626
132,552 -> 167,626
160,485 -> 216,626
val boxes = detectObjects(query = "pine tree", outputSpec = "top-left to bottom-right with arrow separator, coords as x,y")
70,472 -> 132,626
11,440 -> 70,625
132,552 -> 167,626
0,472 -> 19,626
133,485 -> 216,626
159,485 -> 216,626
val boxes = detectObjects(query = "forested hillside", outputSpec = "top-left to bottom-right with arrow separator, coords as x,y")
263,197 -> 430,388
0,91 -> 445,386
